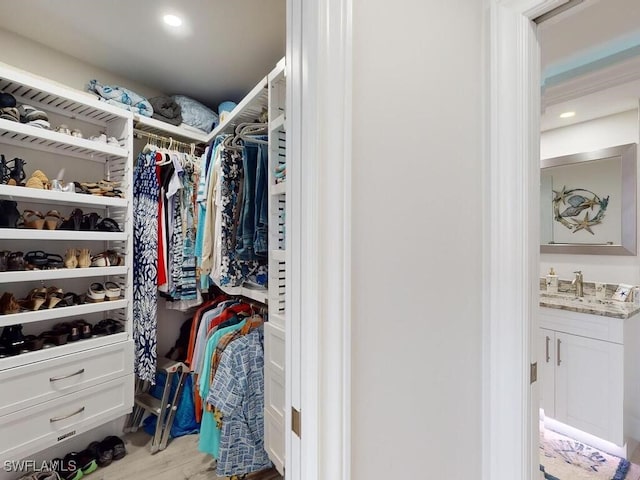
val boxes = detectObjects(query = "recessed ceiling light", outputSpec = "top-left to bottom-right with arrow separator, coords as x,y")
559,111 -> 576,119
163,14 -> 183,27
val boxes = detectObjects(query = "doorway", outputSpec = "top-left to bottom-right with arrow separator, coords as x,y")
487,0 -> 640,479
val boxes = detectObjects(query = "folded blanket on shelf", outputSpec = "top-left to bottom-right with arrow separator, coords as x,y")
172,95 -> 218,133
149,96 -> 183,126
88,79 -> 153,117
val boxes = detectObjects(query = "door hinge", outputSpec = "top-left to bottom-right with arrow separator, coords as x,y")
292,407 -> 301,438
530,362 -> 538,384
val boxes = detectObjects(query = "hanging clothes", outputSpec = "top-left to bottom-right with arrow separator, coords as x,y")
207,327 -> 272,476
133,151 -> 160,383
218,149 -> 261,287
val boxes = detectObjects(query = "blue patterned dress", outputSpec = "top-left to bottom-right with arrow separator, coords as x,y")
133,152 -> 160,382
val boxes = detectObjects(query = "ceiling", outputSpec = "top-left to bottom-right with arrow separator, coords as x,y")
0,0 -> 286,110
540,0 -> 640,131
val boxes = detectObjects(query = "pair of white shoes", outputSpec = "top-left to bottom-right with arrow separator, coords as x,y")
86,282 -> 121,302
89,133 -> 119,146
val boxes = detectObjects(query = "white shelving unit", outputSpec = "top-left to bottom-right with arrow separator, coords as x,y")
0,62 -> 134,461
0,229 -> 128,241
0,266 -> 127,284
0,300 -> 128,328
264,58 -> 287,475
0,184 -> 127,208
206,77 -> 269,140
133,114 -> 209,144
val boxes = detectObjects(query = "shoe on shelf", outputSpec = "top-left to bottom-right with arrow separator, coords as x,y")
0,292 -> 20,314
20,209 -> 45,229
91,250 -> 123,267
7,251 -> 24,271
3,157 -> 27,186
0,324 -> 25,353
86,283 -> 105,303
44,210 -> 62,230
77,248 -> 91,268
71,319 -> 92,339
25,169 -> 49,189
104,282 -> 121,301
0,250 -> 8,271
56,291 -> 83,308
52,322 -> 79,342
18,287 -> 47,311
95,217 -> 121,232
64,248 -> 78,269
81,212 -> 100,231
0,199 -> 20,228
59,208 -> 83,231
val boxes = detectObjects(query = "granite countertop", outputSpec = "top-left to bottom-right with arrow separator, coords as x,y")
539,278 -> 640,320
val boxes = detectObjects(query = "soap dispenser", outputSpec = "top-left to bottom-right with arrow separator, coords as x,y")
546,267 -> 558,294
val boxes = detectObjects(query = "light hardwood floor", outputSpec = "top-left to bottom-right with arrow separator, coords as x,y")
89,432 -> 282,480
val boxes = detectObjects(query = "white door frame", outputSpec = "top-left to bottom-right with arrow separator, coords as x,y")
290,0 -> 565,478
485,1 -> 568,479
288,0 -> 353,479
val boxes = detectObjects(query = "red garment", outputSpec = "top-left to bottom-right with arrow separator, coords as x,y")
207,303 -> 253,332
156,159 -> 167,287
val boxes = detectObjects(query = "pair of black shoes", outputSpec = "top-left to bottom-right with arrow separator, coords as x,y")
52,436 -> 126,480
59,209 -> 121,232
87,435 -> 126,468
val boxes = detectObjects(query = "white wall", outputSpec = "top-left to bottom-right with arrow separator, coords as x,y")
0,27 -> 164,99
351,0 -> 483,478
540,109 -> 640,285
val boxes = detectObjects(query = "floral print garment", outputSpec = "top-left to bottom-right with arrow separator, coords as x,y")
133,152 -> 160,382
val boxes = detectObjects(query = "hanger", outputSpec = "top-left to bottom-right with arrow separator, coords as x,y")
235,123 -> 268,145
222,134 -> 243,151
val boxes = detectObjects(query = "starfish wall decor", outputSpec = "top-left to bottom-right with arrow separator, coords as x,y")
552,186 -> 609,235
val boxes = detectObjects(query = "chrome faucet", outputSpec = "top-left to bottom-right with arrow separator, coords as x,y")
572,270 -> 584,297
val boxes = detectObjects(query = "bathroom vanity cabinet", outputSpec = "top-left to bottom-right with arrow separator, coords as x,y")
539,305 -> 640,448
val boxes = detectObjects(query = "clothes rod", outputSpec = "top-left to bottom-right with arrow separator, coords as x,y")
133,128 -> 199,150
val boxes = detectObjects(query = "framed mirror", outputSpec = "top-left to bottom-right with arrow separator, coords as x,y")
540,143 -> 637,255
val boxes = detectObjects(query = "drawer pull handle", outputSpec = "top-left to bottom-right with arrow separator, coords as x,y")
50,368 -> 85,382
557,339 -> 562,366
50,406 -> 85,423
545,336 -> 550,363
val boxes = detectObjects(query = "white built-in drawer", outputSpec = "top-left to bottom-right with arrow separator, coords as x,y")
264,322 -> 285,474
0,341 -> 133,417
0,374 -> 134,462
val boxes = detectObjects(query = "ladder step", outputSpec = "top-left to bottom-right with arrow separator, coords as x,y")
134,393 -> 167,416
156,356 -> 190,374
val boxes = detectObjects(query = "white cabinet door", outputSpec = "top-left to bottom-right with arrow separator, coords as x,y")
539,328 -> 555,418
264,321 -> 286,474
555,332 -> 623,445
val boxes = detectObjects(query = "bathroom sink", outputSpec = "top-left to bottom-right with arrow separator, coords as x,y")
539,292 -> 613,305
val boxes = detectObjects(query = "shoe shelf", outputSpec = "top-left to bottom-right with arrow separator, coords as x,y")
133,115 -> 209,144
0,229 -> 127,241
0,184 -> 127,208
0,61 -> 131,132
0,299 -> 128,328
0,266 -> 127,284
0,118 -> 128,162
0,332 -> 127,372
